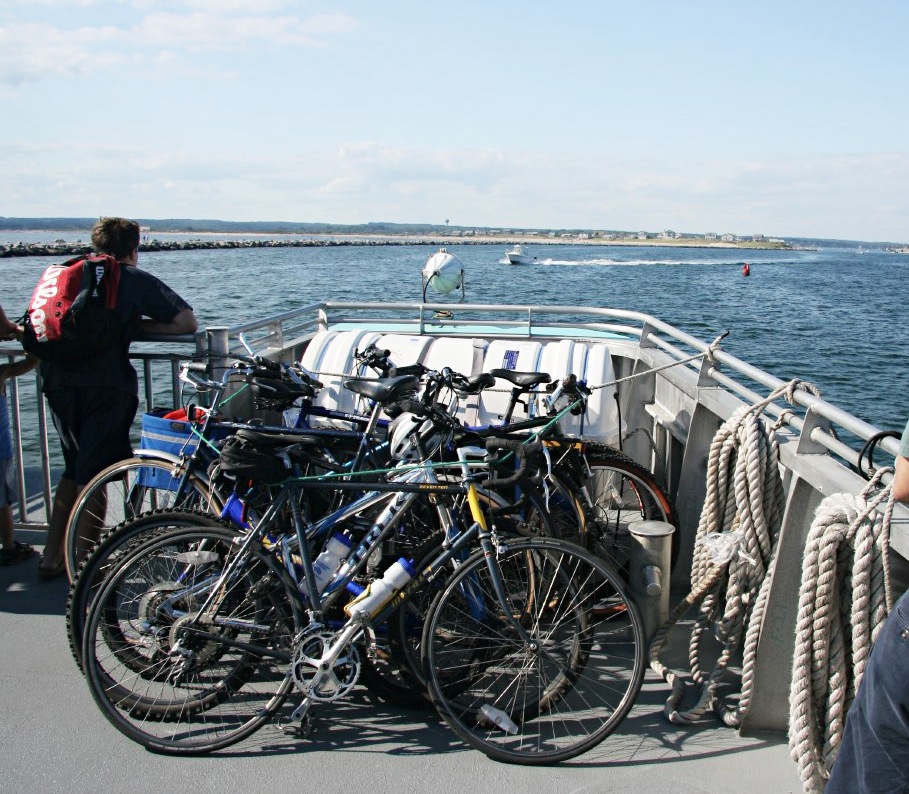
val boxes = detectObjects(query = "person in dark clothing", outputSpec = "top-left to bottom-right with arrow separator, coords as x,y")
36,217 -> 198,579
825,420 -> 909,793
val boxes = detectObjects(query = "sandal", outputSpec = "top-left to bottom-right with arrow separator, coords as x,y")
0,541 -> 36,566
37,556 -> 66,580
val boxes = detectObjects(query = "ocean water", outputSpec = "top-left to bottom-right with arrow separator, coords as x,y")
2,237 -> 906,435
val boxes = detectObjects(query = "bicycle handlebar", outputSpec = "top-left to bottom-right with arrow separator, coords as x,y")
480,437 -> 543,488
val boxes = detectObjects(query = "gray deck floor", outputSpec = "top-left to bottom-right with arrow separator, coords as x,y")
0,534 -> 803,794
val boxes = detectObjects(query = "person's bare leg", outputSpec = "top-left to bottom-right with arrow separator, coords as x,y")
38,477 -> 78,576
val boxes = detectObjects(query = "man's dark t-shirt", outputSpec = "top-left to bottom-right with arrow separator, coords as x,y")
39,265 -> 192,396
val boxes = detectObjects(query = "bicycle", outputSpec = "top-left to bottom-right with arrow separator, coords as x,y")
79,426 -> 645,763
64,367 -> 429,675
63,353 -> 419,580
288,339 -> 674,572
424,363 -> 677,571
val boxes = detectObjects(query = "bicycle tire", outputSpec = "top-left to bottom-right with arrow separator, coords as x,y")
423,536 -> 645,764
65,455 -> 223,580
583,444 -> 678,572
67,509 -> 227,671
81,523 -> 302,754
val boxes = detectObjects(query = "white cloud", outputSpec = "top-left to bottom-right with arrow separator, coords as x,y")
135,11 -> 355,50
0,23 -> 126,85
2,138 -> 908,241
0,8 -> 356,85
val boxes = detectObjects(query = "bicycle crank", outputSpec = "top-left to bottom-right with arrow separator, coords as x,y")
290,630 -> 361,702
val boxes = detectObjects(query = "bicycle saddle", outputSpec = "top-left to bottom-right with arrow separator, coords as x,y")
488,369 -> 551,388
342,374 -> 420,404
453,371 -> 496,395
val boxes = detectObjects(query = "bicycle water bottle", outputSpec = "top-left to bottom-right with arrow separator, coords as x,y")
220,492 -> 251,529
312,532 -> 354,593
343,557 -> 415,617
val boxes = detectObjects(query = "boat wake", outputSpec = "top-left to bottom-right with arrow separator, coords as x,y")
532,255 -> 815,267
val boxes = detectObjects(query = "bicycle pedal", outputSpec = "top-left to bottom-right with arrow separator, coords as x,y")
276,714 -> 315,739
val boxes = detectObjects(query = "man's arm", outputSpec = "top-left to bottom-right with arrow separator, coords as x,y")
0,354 -> 37,380
893,454 -> 909,504
0,304 -> 20,340
139,308 -> 198,336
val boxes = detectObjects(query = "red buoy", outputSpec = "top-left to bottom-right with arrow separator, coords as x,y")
742,263 -> 751,277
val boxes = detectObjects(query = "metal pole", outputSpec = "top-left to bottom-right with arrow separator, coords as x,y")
628,520 -> 674,642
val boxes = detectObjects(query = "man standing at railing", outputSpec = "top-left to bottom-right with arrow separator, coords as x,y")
36,217 -> 198,579
826,421 -> 909,793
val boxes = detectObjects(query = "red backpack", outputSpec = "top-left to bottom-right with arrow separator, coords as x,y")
21,254 -> 123,362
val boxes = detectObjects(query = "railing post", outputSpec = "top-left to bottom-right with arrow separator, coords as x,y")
206,326 -> 231,381
640,321 -> 658,348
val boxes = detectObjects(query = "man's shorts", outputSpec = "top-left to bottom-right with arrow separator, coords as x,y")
0,456 -> 17,506
45,387 -> 138,485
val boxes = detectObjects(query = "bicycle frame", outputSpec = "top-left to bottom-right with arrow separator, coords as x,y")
161,456 -> 525,671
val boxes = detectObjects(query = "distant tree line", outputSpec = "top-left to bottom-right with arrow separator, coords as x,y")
0,217 -> 522,236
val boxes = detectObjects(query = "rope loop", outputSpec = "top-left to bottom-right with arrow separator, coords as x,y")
788,481 -> 894,793
650,383 -> 790,728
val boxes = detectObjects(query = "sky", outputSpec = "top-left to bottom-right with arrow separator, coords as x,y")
2,1 -> 909,243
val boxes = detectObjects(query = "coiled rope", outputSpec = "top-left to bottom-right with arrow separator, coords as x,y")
788,471 -> 894,794
649,379 -> 820,727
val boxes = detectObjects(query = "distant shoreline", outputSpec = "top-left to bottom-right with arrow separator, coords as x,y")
0,232 -> 789,258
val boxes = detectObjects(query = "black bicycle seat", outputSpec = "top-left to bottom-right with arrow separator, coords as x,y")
488,369 -> 551,389
343,374 -> 421,404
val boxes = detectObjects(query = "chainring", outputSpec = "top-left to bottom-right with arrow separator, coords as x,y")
290,630 -> 361,702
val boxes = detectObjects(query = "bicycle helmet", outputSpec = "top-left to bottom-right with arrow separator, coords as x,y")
388,411 -> 444,461
217,434 -> 289,483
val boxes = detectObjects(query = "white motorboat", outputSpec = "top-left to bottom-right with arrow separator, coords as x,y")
505,244 -> 536,264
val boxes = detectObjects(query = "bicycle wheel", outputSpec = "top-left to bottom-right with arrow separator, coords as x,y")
67,509 -> 225,671
583,444 -> 678,571
81,523 -> 302,755
65,456 -> 223,580
389,485 -> 560,699
423,537 -> 645,764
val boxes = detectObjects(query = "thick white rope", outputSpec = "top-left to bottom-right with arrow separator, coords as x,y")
649,380 -> 814,726
788,472 -> 894,794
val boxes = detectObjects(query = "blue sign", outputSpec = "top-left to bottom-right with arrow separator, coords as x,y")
502,350 -> 519,369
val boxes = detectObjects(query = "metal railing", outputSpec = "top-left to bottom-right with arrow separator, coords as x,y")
2,336 -> 200,531
226,300 -> 903,460
3,301 -> 903,538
